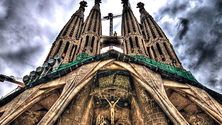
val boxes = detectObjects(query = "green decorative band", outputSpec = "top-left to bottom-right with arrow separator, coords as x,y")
51,52 -> 200,85
128,55 -> 200,85
51,52 -> 95,73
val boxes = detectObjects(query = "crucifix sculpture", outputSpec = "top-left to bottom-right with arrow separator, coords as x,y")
105,98 -> 120,125
102,13 -> 121,36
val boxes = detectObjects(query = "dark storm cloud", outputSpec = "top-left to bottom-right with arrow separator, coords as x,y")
156,0 -> 222,92
0,0 -> 78,96
178,18 -> 189,40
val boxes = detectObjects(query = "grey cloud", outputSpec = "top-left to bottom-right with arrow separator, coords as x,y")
0,0 -> 78,96
156,0 -> 222,92
178,18 -> 189,40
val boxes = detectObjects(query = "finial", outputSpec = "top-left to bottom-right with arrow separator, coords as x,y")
79,0 -> 87,11
137,2 -> 145,12
95,0 -> 101,4
121,0 -> 128,5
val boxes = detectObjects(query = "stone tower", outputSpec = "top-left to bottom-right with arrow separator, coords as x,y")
0,0 -> 222,125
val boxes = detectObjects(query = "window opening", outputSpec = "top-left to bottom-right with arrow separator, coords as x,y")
91,37 -> 95,52
143,21 -> 150,41
69,45 -> 74,57
156,43 -> 163,55
129,11 -> 136,32
164,42 -> 172,59
150,19 -> 163,37
88,10 -> 95,31
63,17 -> 75,36
147,47 -> 152,58
69,17 -> 79,37
129,37 -> 133,49
85,36 -> 89,47
151,46 -> 157,58
93,12 -> 98,32
125,12 -> 130,33
56,41 -> 63,54
63,42 -> 70,54
135,37 -> 139,48
147,19 -> 156,39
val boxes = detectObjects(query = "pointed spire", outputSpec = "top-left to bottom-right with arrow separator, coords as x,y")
121,0 -> 146,56
137,2 -> 152,22
76,0 -> 102,55
137,2 -> 166,40
137,2 -> 183,68
44,1 -> 88,63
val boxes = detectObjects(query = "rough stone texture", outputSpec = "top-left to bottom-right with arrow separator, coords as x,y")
180,112 -> 216,125
167,88 -> 218,125
56,81 -> 93,125
9,89 -> 61,125
11,110 -> 47,125
134,80 -> 169,125
169,91 -> 191,111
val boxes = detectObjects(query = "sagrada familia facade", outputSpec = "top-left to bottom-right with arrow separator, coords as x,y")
0,0 -> 222,124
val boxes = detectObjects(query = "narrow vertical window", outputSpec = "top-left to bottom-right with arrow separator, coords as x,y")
85,36 -> 89,47
129,11 -> 136,32
135,37 -> 139,48
63,17 -> 75,36
88,10 -> 95,31
129,37 -> 133,48
98,14 -> 101,35
63,42 -> 70,54
143,21 -> 150,41
150,19 -> 163,37
56,41 -> 63,54
156,43 -> 163,55
147,47 -> 152,58
93,12 -> 98,32
125,40 -> 128,54
91,37 -> 95,52
151,46 -> 157,58
147,19 -> 156,39
69,45 -> 74,57
71,45 -> 77,61
125,12 -> 130,33
75,19 -> 82,39
69,17 -> 79,37
164,42 -> 172,58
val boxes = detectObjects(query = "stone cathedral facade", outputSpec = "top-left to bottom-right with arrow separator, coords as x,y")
0,0 -> 222,124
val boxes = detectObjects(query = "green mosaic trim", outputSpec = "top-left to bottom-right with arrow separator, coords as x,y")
128,55 -> 200,85
50,52 -> 200,85
51,53 -> 95,73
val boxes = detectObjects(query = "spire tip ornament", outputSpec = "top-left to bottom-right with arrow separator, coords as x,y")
137,2 -> 144,12
79,0 -> 87,11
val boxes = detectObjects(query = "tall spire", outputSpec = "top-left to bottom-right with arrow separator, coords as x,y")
76,0 -> 102,55
137,2 -> 183,68
137,2 -> 167,41
121,0 -> 146,56
45,1 -> 87,63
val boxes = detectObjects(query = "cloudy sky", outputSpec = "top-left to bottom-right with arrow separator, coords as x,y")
0,0 -> 221,97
